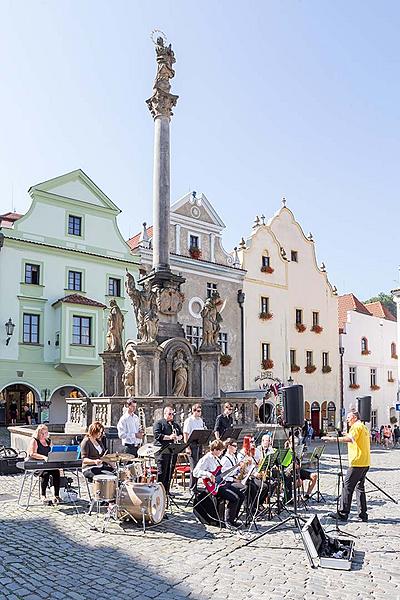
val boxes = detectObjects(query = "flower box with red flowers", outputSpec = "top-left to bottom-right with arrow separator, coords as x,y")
296,323 -> 306,333
261,358 -> 274,370
260,265 -> 274,274
361,349 -> 370,355
370,384 -> 380,391
388,378 -> 395,383
220,354 -> 232,367
311,324 -> 323,334
259,312 -> 273,320
322,365 -> 332,373
291,364 -> 300,372
349,383 -> 360,389
305,365 -> 316,374
391,354 -> 398,360
189,246 -> 202,259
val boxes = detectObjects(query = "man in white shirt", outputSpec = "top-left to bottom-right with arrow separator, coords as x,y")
117,398 -> 143,457
254,434 -> 275,464
183,403 -> 206,493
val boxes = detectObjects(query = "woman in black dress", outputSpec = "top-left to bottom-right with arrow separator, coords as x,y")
28,424 -> 61,505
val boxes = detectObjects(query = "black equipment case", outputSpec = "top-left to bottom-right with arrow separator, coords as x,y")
0,446 -> 25,475
301,514 -> 355,570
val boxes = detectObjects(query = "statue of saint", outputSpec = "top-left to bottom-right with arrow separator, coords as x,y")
200,292 -> 224,349
121,347 -> 136,397
106,299 -> 124,352
172,350 -> 188,397
125,270 -> 159,343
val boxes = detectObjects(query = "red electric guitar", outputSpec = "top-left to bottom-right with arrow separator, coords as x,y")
203,463 -> 241,495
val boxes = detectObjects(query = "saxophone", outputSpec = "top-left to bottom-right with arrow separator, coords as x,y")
138,406 -> 147,445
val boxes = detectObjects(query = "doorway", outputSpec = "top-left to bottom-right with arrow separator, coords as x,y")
311,401 -> 320,436
0,384 -> 38,426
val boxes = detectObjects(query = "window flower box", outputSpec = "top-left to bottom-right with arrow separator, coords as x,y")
322,365 -> 332,373
220,354 -> 232,367
291,364 -> 300,372
260,265 -> 274,274
305,365 -> 316,374
296,323 -> 306,333
189,246 -> 202,259
311,324 -> 323,334
388,378 -> 395,383
391,354 -> 398,360
259,312 -> 273,320
361,349 -> 370,355
349,383 -> 360,389
370,384 -> 380,391
261,358 -> 274,370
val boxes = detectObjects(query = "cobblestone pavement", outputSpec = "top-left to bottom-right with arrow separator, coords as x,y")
0,427 -> 399,600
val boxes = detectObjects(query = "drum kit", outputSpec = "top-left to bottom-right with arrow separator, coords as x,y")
90,452 -> 166,533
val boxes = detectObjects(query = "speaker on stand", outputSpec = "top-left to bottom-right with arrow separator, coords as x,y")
356,396 -> 371,423
282,384 -> 305,427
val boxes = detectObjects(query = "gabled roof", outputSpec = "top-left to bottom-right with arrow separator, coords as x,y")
171,192 -> 225,228
52,294 -> 107,308
338,293 -> 372,329
127,226 -> 153,250
0,212 -> 24,228
364,301 -> 396,322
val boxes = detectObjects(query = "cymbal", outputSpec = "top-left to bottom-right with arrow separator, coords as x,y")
103,453 -> 137,463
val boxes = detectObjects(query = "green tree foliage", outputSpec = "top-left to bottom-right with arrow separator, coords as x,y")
364,292 -> 397,318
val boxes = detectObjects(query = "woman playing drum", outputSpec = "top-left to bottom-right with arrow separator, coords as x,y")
81,421 -> 114,481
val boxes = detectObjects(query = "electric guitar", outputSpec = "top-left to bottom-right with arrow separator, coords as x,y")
203,463 -> 241,495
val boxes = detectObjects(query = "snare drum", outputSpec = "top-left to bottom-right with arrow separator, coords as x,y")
92,474 -> 117,501
120,459 -> 144,482
118,482 -> 166,524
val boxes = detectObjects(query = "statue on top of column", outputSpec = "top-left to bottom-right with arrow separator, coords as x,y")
105,298 -> 124,352
147,33 -> 179,120
200,291 -> 225,349
125,270 -> 159,343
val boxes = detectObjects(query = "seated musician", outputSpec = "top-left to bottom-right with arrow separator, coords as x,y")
254,433 -> 275,464
283,438 -> 317,501
81,421 -> 114,481
220,438 -> 246,499
193,439 -> 243,529
238,435 -> 269,513
28,424 -> 61,505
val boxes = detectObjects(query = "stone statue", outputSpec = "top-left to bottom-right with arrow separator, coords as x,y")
121,347 -> 136,397
172,350 -> 188,397
147,36 -> 179,119
200,291 -> 224,349
125,270 -> 159,343
106,299 -> 124,352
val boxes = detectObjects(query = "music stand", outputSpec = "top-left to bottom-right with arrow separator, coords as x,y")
157,442 -> 188,512
221,427 -> 242,441
308,445 -> 326,503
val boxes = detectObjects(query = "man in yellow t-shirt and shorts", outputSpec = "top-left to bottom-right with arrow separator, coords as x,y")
322,409 -> 370,522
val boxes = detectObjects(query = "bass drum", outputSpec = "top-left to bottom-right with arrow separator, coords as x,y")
118,482 -> 166,524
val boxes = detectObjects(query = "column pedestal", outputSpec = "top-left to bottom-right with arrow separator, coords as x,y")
134,344 -> 162,396
198,349 -> 221,400
99,352 -> 125,397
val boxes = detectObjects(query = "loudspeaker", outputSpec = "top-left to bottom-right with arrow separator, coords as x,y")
282,384 -> 304,427
357,396 -> 371,423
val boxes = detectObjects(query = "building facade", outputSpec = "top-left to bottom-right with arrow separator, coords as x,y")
238,203 -> 340,433
127,191 -> 246,392
339,294 -> 398,428
0,170 -> 138,425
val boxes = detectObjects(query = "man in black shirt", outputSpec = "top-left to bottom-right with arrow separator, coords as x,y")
214,403 -> 234,440
153,405 -> 183,495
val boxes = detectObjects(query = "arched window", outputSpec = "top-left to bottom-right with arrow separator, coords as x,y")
391,342 -> 397,359
361,337 -> 369,354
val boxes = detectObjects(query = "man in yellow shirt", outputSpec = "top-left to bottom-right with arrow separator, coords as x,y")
322,409 -> 370,522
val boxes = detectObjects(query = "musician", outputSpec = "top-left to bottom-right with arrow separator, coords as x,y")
238,436 -> 269,514
220,439 -> 246,498
81,421 -> 115,481
254,434 -> 274,464
117,398 -> 143,457
183,403 -> 206,493
193,439 -> 243,529
154,405 -> 183,495
322,409 -> 370,522
283,438 -> 317,502
214,403 -> 234,440
28,424 -> 61,505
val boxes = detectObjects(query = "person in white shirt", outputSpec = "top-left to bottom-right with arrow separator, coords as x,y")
117,398 -> 143,457
254,434 -> 275,464
220,439 -> 246,500
183,403 -> 206,493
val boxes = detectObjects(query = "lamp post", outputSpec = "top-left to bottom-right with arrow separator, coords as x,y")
39,388 -> 52,424
5,318 -> 15,346
237,289 -> 245,390
339,332 -> 345,432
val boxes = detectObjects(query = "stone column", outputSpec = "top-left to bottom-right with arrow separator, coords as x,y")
152,116 -> 171,272
134,344 -> 162,396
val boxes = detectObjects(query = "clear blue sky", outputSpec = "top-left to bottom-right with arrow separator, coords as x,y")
1,0 -> 399,299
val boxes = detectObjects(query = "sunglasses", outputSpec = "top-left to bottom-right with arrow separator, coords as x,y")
195,409 -> 202,412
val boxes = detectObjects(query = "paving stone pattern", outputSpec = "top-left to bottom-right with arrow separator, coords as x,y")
0,427 -> 399,600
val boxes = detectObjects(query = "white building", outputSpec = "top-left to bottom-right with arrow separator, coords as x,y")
238,202 -> 340,433
339,294 -> 398,429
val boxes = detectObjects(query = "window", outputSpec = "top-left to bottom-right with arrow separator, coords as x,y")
261,255 -> 270,268
290,349 -> 296,367
189,235 -> 199,249
207,283 -> 217,298
262,343 -> 270,361
388,370 -> 394,382
68,271 -> 82,291
108,277 -> 121,297
186,325 -> 202,350
349,366 -> 357,385
218,332 -> 228,355
370,368 -> 377,387
261,297 -> 269,314
391,342 -> 397,358
68,215 -> 82,236
371,409 -> 377,430
322,352 -> 329,368
24,264 -> 40,285
361,337 -> 369,354
306,351 -> 313,367
23,314 -> 40,344
291,250 -> 298,262
72,316 -> 91,345
312,312 -> 319,327
295,309 -> 303,325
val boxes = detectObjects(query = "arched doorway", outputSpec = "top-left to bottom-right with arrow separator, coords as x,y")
321,401 -> 328,434
0,383 -> 39,426
327,401 -> 336,430
305,401 -> 311,421
311,401 -> 320,436
49,385 -> 88,425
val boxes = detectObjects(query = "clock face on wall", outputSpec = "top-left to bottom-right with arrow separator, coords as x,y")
191,206 -> 201,219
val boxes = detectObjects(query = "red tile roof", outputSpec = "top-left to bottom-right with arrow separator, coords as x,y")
0,212 -> 23,228
127,226 -> 153,250
364,301 -> 396,322
338,293 -> 372,329
52,294 -> 107,308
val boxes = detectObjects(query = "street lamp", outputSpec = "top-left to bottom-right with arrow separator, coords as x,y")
287,376 -> 294,385
5,318 -> 15,346
339,332 -> 345,432
237,289 -> 245,390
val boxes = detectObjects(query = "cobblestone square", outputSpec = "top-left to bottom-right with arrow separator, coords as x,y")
1,429 -> 399,600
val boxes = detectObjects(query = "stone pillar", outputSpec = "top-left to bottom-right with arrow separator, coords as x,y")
152,115 -> 171,272
99,352 -> 125,396
198,350 -> 221,400
135,344 -> 162,396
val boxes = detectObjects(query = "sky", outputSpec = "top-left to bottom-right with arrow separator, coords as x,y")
0,0 -> 399,299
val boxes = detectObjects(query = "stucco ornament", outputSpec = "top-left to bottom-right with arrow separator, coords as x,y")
121,346 -> 136,397
157,283 -> 184,316
200,291 -> 224,349
146,35 -> 179,119
125,270 -> 159,343
105,299 -> 124,352
172,350 -> 188,397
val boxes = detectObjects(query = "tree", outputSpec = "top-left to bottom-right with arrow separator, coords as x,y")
364,292 -> 397,318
